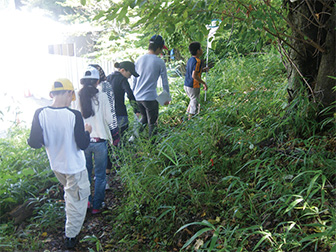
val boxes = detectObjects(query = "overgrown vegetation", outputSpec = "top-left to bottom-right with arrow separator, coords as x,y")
0,52 -> 335,251
111,52 -> 336,251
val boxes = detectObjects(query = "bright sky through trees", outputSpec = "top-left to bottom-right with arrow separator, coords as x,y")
0,7 -> 70,133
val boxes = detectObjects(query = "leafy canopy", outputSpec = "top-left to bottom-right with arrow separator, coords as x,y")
75,0 -> 286,58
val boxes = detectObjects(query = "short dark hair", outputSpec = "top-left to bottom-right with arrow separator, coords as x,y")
50,90 -> 68,97
148,35 -> 165,51
189,42 -> 201,56
148,42 -> 162,51
80,78 -> 98,86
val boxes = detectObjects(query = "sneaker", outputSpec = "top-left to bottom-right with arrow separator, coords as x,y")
91,209 -> 101,214
105,183 -> 110,190
65,236 -> 77,249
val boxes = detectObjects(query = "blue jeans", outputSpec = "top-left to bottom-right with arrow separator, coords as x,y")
84,141 -> 107,210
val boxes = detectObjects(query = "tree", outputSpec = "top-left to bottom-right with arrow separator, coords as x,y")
21,0 -> 76,21
80,0 -> 335,111
284,0 -> 335,109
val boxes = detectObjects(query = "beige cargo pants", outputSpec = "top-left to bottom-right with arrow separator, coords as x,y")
53,169 -> 90,238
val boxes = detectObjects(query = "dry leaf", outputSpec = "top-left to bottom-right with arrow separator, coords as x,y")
194,239 -> 204,250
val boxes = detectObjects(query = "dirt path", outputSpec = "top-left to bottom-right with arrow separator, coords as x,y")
41,170 -> 125,252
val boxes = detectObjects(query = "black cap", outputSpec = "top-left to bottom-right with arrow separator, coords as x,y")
118,61 -> 139,77
150,35 -> 168,50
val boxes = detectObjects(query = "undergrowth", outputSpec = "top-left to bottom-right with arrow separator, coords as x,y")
113,53 -> 336,251
0,53 -> 335,251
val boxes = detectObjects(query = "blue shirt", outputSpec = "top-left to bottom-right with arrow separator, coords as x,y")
184,56 -> 202,88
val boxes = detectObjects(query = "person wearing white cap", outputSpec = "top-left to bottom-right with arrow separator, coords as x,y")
28,78 -> 92,249
75,67 -> 119,215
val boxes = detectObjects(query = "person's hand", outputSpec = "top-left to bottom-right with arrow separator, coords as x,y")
113,138 -> 120,147
203,83 -> 208,91
164,101 -> 170,106
135,112 -> 141,119
85,123 -> 92,134
111,128 -> 120,147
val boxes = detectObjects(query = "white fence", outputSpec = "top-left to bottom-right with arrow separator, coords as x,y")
30,54 -> 115,97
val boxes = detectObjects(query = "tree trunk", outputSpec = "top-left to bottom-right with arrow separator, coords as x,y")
315,6 -> 336,107
286,0 -> 335,108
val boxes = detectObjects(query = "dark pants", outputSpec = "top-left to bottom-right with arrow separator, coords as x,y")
137,100 -> 159,137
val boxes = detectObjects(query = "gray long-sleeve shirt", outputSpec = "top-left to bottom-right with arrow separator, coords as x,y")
132,54 -> 170,101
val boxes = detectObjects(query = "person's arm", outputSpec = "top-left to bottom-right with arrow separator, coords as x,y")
160,61 -> 170,95
192,71 -> 208,91
73,110 -> 91,150
192,58 -> 208,91
27,108 -> 44,149
102,82 -> 119,131
132,74 -> 138,92
102,92 -> 120,146
122,79 -> 140,114
159,60 -> 171,105
109,93 -> 120,146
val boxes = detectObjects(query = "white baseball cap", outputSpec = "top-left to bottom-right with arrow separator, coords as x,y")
81,66 -> 100,80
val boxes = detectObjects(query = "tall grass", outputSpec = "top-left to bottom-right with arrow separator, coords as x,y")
0,126 -> 61,251
0,127 -> 54,216
0,52 -> 335,251
114,53 -> 336,251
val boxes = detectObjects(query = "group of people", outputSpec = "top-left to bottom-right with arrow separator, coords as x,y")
27,34 -> 208,249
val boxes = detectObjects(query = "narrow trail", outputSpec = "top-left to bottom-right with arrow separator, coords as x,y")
41,170 -> 125,252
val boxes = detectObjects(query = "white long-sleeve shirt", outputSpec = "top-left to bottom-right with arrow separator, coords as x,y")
132,54 -> 170,101
74,91 -> 113,143
28,107 -> 90,174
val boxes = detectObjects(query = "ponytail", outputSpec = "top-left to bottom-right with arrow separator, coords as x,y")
114,62 -> 121,68
78,79 -> 99,119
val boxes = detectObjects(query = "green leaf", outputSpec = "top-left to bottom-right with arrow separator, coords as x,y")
176,220 -> 216,234
130,0 -> 137,8
118,7 -> 128,21
306,173 -> 321,197
20,168 -> 35,177
253,234 -> 269,251
4,197 -> 16,203
80,0 -> 86,6
182,227 -> 213,249
284,197 -> 303,214
208,229 -> 219,251
94,11 -> 105,21
331,244 -> 336,252
167,23 -> 175,34
183,10 -> 188,19
299,231 -> 328,243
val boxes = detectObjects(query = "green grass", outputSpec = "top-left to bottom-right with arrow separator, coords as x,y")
114,53 -> 336,251
0,52 -> 335,251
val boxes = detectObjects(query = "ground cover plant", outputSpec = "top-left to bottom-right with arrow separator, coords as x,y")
0,52 -> 335,251
112,52 -> 336,251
